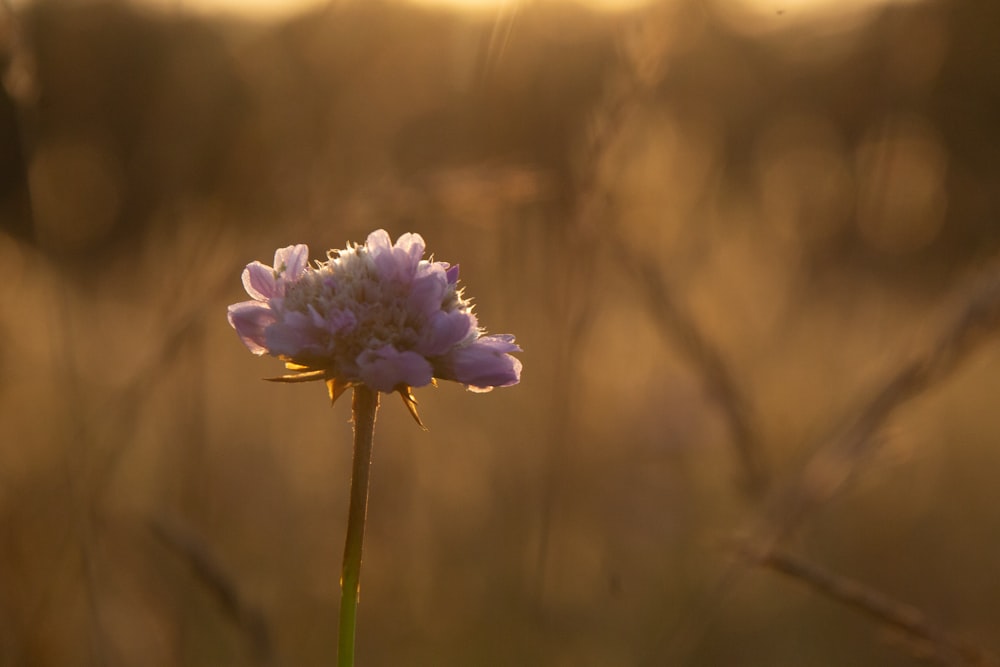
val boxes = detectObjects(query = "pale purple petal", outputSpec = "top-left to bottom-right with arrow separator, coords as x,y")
324,307 -> 357,335
407,264 -> 448,316
445,264 -> 460,285
365,229 -> 393,254
369,233 -> 401,279
418,310 -> 476,356
440,334 -> 522,391
474,334 -> 520,351
242,261 -> 276,300
227,301 -> 276,355
273,244 -> 309,282
265,311 -> 326,357
368,229 -> 424,282
394,232 -> 426,266
357,346 -> 433,392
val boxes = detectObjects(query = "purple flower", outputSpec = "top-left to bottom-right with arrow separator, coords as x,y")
227,230 -> 521,421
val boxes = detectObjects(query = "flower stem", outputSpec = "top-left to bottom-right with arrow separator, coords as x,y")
338,385 -> 379,667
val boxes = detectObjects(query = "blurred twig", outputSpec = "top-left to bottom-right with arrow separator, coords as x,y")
658,261 -> 1000,664
735,261 -> 1000,661
532,2 -> 686,603
757,262 -> 1000,544
75,238 -> 235,510
737,541 -> 1000,666
151,517 -> 274,666
593,8 -> 769,496
531,18 -> 624,607
620,237 -> 768,495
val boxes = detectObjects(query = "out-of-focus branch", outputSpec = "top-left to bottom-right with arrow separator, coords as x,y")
593,8 -> 768,497
658,262 -> 1000,665
623,241 -> 768,495
757,263 -> 1000,544
721,263 -> 1000,664
151,517 -> 274,666
533,10 -> 661,602
737,541 -> 1000,666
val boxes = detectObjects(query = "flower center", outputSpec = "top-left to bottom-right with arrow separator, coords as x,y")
279,245 -> 461,365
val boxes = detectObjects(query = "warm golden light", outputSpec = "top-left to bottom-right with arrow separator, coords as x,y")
163,0 -> 913,21
156,0 -> 324,19
7,0 -> 911,21
4,0 -> 916,21
404,0 -> 656,11
118,0 -> 661,20
709,0 -> 923,36
405,0 -> 519,10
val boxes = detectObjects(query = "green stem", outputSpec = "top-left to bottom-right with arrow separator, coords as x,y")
338,385 -> 379,667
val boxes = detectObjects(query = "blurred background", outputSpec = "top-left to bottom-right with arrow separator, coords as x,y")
2,0 -> 1000,664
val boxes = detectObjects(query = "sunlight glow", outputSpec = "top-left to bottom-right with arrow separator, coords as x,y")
132,0 -> 658,20
710,0 -> 924,36
147,0 -> 324,19
405,0 -> 519,11
10,0 -> 918,30
43,0 -> 917,22
404,0 -> 655,12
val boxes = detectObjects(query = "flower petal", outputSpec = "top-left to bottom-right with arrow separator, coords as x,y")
365,229 -> 392,253
394,232 -> 426,266
227,301 -> 276,354
273,244 -> 309,282
418,309 -> 476,356
265,311 -> 328,358
407,264 -> 448,316
357,345 -> 434,392
367,229 -> 424,282
242,261 -> 277,300
440,334 -> 522,391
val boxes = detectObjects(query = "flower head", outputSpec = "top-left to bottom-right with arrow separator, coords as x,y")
227,230 -> 521,424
